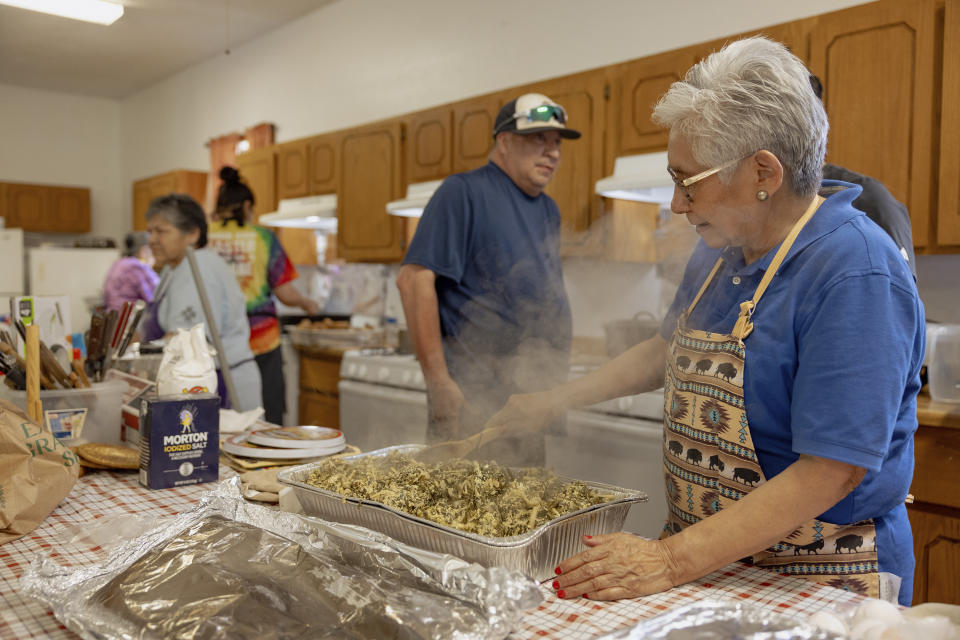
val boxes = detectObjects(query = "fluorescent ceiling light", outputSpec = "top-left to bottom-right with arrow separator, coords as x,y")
260,195 -> 338,231
0,0 -> 125,25
386,179 -> 444,218
595,151 -> 675,204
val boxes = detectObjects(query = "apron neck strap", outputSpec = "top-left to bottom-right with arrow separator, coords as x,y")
684,195 -> 825,340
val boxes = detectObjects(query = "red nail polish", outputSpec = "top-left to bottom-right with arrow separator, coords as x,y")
557,590 -> 566,598
554,567 -> 562,575
582,593 -> 589,599
584,535 -> 592,539
551,580 -> 559,590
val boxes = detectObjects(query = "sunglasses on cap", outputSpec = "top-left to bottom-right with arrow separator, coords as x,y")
494,104 -> 568,135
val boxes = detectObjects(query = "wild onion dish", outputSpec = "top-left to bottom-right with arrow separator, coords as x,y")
305,454 -> 614,537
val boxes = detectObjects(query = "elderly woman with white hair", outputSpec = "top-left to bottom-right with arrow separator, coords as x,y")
486,36 -> 924,605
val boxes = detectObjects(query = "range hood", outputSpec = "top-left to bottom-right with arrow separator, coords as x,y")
595,151 -> 674,204
259,195 -> 338,230
386,179 -> 444,218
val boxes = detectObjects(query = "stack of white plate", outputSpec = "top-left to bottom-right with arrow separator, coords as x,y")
222,425 -> 346,460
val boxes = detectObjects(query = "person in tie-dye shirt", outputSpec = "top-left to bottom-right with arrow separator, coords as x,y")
208,166 -> 320,424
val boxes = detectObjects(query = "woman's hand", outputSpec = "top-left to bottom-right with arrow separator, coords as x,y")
551,533 -> 681,601
483,390 -> 561,434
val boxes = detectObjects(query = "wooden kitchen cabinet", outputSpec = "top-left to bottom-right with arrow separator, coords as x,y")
132,170 -> 206,231
337,120 -> 404,262
908,400 -> 960,605
275,140 -> 310,200
452,93 -> 503,174
0,181 -> 91,233
276,133 -> 340,200
307,132 -> 339,195
809,0 -> 940,251
271,134 -> 341,264
936,0 -> 960,248
235,146 -> 277,219
518,69 -> 608,254
298,349 -> 342,428
606,48 -> 699,160
606,18 -> 811,165
238,146 -> 317,264
406,105 -> 453,183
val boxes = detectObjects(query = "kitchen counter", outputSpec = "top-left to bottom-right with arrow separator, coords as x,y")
909,393 -> 960,605
3,471 -> 866,639
916,393 -> 960,429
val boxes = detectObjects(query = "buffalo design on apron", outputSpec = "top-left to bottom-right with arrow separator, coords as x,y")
661,196 -> 881,598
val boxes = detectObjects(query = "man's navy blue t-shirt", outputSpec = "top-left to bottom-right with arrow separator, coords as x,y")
402,162 -> 572,396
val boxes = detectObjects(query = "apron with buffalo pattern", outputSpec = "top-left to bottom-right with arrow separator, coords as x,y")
661,196 -> 881,598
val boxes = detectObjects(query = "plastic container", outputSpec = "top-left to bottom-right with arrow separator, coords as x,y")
0,380 -> 127,444
928,324 -> 960,403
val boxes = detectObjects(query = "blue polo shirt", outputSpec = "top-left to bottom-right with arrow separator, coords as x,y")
403,162 -> 571,399
661,181 -> 925,604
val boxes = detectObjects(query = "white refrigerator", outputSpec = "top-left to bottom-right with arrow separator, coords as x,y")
28,246 -> 120,335
0,229 -> 25,299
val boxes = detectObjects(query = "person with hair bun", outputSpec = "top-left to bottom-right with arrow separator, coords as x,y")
102,230 -> 160,312
141,193 -> 262,412
208,166 -> 319,425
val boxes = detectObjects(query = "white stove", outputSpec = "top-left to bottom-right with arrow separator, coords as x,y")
340,349 -> 424,390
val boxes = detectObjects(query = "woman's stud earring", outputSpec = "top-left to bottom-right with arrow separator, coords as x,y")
756,190 -> 769,201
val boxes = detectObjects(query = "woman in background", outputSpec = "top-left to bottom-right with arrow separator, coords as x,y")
102,231 -> 159,312
142,193 -> 262,412
208,166 -> 319,425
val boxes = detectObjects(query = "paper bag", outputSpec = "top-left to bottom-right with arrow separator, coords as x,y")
0,398 -> 80,545
156,323 -> 218,397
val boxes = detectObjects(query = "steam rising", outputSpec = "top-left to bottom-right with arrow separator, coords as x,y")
431,198 -> 698,466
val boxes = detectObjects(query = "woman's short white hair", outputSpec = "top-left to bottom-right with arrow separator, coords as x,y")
652,36 -> 827,196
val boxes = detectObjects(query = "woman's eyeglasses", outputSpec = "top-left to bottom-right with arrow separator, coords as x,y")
667,155 -> 747,202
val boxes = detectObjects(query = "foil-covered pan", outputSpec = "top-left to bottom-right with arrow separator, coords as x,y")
277,444 -> 648,580
21,479 -> 540,640
595,600 -> 839,639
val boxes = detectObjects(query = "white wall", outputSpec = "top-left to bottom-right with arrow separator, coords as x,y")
0,83 -> 122,241
119,0 -> 871,218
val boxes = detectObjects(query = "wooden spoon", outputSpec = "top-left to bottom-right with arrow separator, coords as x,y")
416,424 -> 511,463
25,324 -> 42,423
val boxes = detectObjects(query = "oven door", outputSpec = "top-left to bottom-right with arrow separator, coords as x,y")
337,379 -> 428,453
547,410 -> 666,539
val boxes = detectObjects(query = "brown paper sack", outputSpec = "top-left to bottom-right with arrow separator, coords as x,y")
0,398 -> 80,545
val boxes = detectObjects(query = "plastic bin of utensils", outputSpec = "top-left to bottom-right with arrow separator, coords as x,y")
0,380 -> 127,444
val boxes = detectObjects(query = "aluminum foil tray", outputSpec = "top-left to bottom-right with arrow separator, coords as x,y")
278,444 -> 648,580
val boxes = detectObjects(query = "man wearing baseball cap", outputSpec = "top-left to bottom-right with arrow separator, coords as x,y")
397,93 -> 580,466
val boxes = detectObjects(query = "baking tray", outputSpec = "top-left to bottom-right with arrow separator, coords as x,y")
277,444 -> 648,580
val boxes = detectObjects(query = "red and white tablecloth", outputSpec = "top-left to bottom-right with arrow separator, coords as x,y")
1,470 -> 864,639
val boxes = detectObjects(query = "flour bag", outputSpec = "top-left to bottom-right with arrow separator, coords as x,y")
156,324 -> 218,397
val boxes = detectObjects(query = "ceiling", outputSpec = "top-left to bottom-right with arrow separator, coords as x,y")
0,0 -> 334,99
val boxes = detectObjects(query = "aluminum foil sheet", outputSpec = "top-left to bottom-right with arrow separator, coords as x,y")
278,444 -> 648,581
20,479 -> 541,640
596,600 -> 841,639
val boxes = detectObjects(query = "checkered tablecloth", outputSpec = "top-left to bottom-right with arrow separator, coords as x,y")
1,471 -> 864,639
